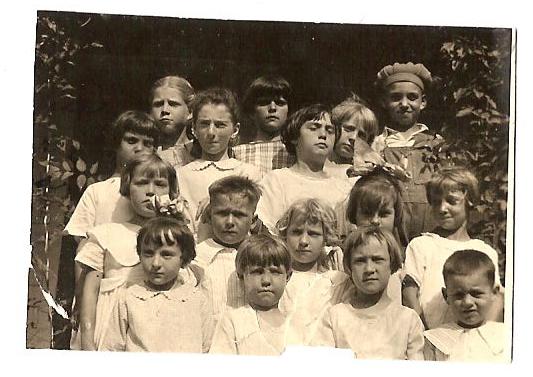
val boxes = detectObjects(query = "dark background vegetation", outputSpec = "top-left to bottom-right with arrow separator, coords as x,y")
29,11 -> 512,349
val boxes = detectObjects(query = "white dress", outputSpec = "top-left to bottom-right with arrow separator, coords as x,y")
210,305 -> 288,356
311,295 -> 425,360
75,222 -> 144,349
403,233 -> 502,329
256,167 -> 353,232
279,270 -> 350,345
64,177 -> 133,237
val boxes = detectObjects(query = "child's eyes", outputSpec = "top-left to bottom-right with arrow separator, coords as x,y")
142,251 -> 154,257
325,126 -> 335,134
124,137 -> 139,145
407,93 -> 420,101
152,100 -> 164,108
168,100 -> 181,107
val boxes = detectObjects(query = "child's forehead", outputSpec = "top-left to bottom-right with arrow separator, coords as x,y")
288,213 -> 321,228
384,81 -> 423,94
133,163 -> 168,178
446,270 -> 492,289
212,192 -> 252,205
353,236 -> 387,254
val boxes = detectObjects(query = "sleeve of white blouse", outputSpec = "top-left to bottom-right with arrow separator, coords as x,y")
64,185 -> 97,237
403,237 -> 427,288
100,288 -> 128,351
74,226 -> 106,273
406,310 -> 425,360
309,308 -> 337,348
256,172 -> 283,233
209,312 -> 238,355
200,287 -> 216,353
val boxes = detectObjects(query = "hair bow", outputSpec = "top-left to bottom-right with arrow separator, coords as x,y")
347,138 -> 412,181
150,194 -> 191,224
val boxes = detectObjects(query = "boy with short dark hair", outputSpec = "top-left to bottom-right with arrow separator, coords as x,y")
423,249 -> 506,362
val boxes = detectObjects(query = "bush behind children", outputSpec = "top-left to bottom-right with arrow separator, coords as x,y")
66,62 -> 508,362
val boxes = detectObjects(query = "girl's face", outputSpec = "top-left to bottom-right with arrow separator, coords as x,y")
286,218 -> 325,271
150,87 -> 190,137
115,131 -> 155,168
349,237 -> 391,296
334,115 -> 368,160
355,201 -> 395,232
140,239 -> 183,290
294,113 -> 335,164
243,264 -> 289,311
252,95 -> 288,136
431,189 -> 468,231
129,165 -> 171,219
193,103 -> 238,161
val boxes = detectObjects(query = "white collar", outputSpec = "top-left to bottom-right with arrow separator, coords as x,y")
187,158 -> 242,172
197,238 -> 237,265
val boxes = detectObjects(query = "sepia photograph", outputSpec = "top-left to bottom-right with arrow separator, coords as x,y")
5,0 -> 526,374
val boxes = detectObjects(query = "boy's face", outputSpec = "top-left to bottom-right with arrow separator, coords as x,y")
243,264 -> 289,311
355,202 -> 395,233
431,189 -> 468,232
294,113 -> 335,163
252,95 -> 288,136
129,166 -> 170,218
151,87 -> 190,137
286,219 -> 324,270
116,131 -> 155,168
334,115 -> 368,160
209,193 -> 256,248
193,103 -> 238,160
381,81 -> 426,130
140,240 -> 183,289
443,271 -> 497,328
349,237 -> 391,296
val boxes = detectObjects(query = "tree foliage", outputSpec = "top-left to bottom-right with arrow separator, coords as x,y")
428,35 -> 511,283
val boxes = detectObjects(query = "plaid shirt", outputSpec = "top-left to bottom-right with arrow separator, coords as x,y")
232,138 -> 295,178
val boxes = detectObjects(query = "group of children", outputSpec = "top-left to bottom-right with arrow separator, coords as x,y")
63,61 -> 507,362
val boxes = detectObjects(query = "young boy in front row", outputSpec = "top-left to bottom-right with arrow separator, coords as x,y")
210,234 -> 292,356
424,250 -> 507,362
192,175 -> 262,323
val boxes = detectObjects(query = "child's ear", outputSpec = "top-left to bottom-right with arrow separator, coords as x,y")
232,122 -> 240,138
286,270 -> 293,282
441,287 -> 448,301
420,93 -> 427,111
203,203 -> 212,224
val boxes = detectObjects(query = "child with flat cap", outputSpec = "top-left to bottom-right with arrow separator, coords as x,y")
372,62 -> 444,240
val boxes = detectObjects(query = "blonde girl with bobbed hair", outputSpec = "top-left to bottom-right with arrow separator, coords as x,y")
275,198 -> 350,345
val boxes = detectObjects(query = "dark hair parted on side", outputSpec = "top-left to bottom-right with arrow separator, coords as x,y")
111,110 -> 160,150
345,170 -> 408,247
137,216 -> 196,266
342,226 -> 403,276
242,75 -> 291,116
426,166 -> 480,208
208,175 -> 262,206
119,154 -> 178,199
281,103 -> 338,156
235,234 -> 292,279
442,249 -> 496,288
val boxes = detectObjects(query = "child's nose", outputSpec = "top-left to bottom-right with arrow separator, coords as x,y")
261,273 -> 272,285
299,234 -> 310,246
151,255 -> 162,268
268,101 -> 277,111
370,215 -> 381,226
